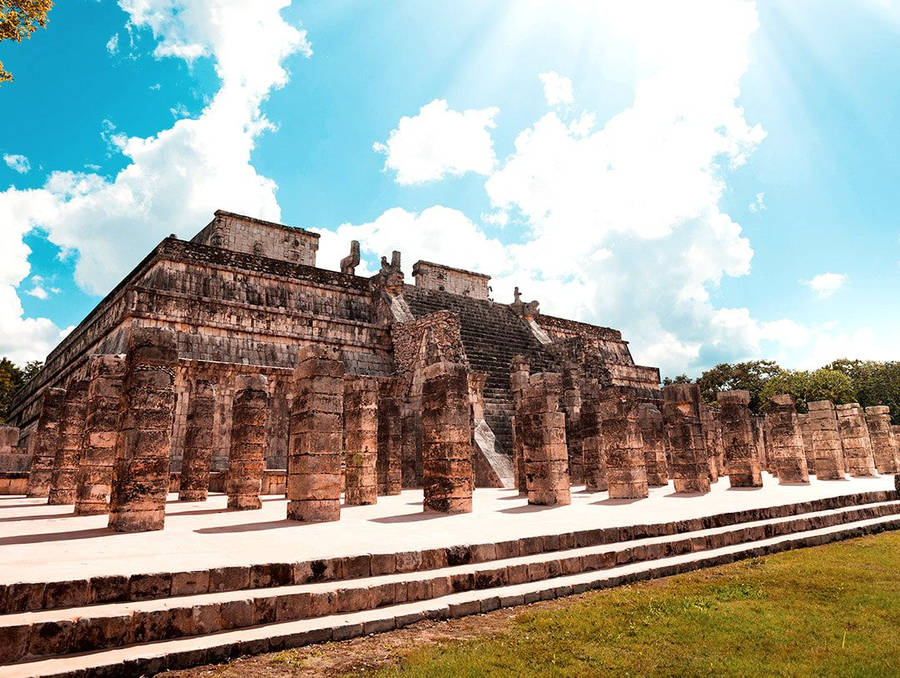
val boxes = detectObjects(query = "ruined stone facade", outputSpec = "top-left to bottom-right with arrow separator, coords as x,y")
717,390 -> 762,488
836,404 -> 877,477
865,405 -> 899,474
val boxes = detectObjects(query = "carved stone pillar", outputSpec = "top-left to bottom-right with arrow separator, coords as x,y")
343,375 -> 379,506
422,362 -> 473,513
579,382 -> 607,492
26,387 -> 67,498
108,327 -> 178,532
561,365 -> 583,485
638,403 -> 669,487
178,379 -> 216,501
226,374 -> 269,510
662,384 -> 710,494
797,413 -> 816,475
865,406 -> 899,474
599,387 -> 648,499
376,377 -> 403,495
767,395 -> 809,483
48,379 -> 89,505
510,355 -> 530,493
518,372 -> 570,506
717,390 -> 762,488
806,400 -> 846,480
836,403 -> 877,477
74,355 -> 126,515
287,346 -> 344,522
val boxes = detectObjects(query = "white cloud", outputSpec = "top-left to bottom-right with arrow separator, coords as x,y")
0,0 -> 311,360
106,33 -> 119,55
374,99 -> 499,185
805,272 -> 847,299
748,191 -> 765,212
3,154 -> 31,174
538,71 -> 574,106
25,285 -> 48,300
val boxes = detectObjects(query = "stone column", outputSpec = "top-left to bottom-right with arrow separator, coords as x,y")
48,379 -> 89,505
579,382 -> 607,492
223,374 -> 268,510
422,362 -> 473,513
518,372 -> 571,506
836,403 -> 877,477
510,355 -> 530,493
26,387 -> 67,498
893,425 -> 900,472
751,415 -> 768,474
178,379 -> 216,501
561,365 -> 584,485
798,413 -> 816,476
806,400 -> 846,480
0,426 -> 24,474
287,346 -> 344,522
108,327 -> 178,533
343,375 -> 379,506
662,384 -> 710,494
767,395 -> 810,484
865,406 -> 899,474
717,390 -> 762,488
599,387 -> 648,500
638,403 -> 669,487
74,355 -> 126,515
700,403 -> 720,483
376,377 -> 403,495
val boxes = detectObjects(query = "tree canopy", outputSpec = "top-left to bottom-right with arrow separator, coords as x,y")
0,357 -> 42,421
0,0 -> 53,83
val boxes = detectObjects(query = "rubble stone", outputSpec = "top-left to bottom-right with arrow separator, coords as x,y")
767,395 -> 810,484
287,345 -> 345,523
226,374 -> 269,510
48,379 -> 89,505
343,375 -> 379,506
517,372 -> 571,506
74,355 -> 126,515
661,384 -> 710,495
108,328 -> 178,532
836,403 -> 877,477
806,401 -> 846,480
26,387 -> 67,498
179,380 -> 216,502
717,390 -> 762,488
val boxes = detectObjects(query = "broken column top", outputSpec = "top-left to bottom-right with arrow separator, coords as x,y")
662,383 -> 701,402
865,405 -> 891,415
236,373 -> 268,391
807,400 -> 835,412
835,403 -> 861,412
717,390 -> 750,406
295,344 -> 341,363
768,394 -> 795,408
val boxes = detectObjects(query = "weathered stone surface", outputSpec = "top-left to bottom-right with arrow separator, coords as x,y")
767,395 -> 810,484
598,387 -> 648,500
662,384 -> 710,494
287,345 -> 344,522
74,355 -> 126,515
108,327 -> 178,532
343,375 -> 379,506
579,382 -> 608,492
226,374 -> 269,510
836,403 -> 877,477
518,372 -> 571,506
48,379 -> 89,505
865,405 -> 899,474
376,377 -> 403,495
422,361 -> 473,513
806,401 -> 846,481
699,403 -> 722,483
179,380 -> 216,502
717,390 -> 762,488
561,365 -> 584,485
637,403 -> 669,487
0,425 -> 26,474
798,413 -> 816,476
26,387 -> 67,498
509,355 -> 530,493
751,415 -> 769,474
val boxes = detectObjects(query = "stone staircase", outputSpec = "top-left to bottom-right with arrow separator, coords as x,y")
1,490 -> 897,677
403,287 -> 560,454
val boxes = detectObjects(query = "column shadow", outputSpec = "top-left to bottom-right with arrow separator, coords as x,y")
0,527 -> 112,546
194,519 -> 304,534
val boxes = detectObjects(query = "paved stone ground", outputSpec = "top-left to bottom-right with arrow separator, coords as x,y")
0,474 -> 893,586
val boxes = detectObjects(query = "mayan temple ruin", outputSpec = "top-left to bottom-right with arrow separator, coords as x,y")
1,210 -> 898,676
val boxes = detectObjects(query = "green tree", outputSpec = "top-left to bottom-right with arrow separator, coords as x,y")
695,360 -> 782,413
0,357 -> 42,421
827,359 -> 900,424
0,0 -> 53,83
661,374 -> 691,386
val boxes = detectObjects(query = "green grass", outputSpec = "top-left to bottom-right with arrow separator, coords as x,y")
368,531 -> 900,678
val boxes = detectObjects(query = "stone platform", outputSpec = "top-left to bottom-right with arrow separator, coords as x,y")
0,474 -> 898,677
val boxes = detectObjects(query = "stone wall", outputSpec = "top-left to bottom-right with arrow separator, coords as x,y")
412,260 -> 491,300
192,210 -> 319,266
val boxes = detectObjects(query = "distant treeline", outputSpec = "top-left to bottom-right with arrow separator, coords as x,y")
0,359 -> 44,422
663,360 -> 900,424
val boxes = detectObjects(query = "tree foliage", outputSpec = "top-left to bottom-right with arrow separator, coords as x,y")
0,0 -> 53,83
0,357 -> 42,421
758,368 -> 855,413
694,360 -> 782,412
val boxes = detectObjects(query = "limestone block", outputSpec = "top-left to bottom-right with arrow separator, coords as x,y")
767,395 -> 809,483
717,390 -> 762,488
806,401 -> 846,480
74,355 -> 126,515
48,379 -> 90,505
518,372 -> 571,506
108,328 -> 178,532
638,403 -> 669,487
26,387 -> 67,498
376,377 -> 403,495
598,388 -> 647,500
865,405 -> 899,474
343,375 -> 379,506
797,413 -> 816,475
662,384 -> 710,494
579,383 -> 607,492
836,403 -> 877,477
227,374 -> 269,510
287,345 -> 344,522
179,380 -> 216,502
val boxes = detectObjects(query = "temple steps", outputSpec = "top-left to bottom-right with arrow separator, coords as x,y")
1,493 -> 898,676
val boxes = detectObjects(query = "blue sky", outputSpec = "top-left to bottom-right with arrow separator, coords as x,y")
0,0 -> 898,376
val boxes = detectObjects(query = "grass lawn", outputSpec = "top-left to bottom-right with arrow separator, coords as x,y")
164,531 -> 900,678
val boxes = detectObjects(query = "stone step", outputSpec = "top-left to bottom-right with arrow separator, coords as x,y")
2,500 -> 897,664
3,512 -> 898,678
